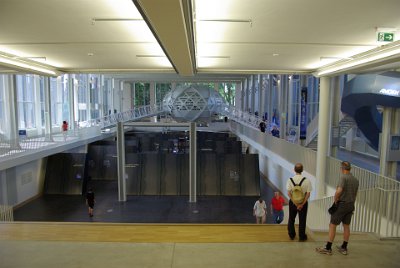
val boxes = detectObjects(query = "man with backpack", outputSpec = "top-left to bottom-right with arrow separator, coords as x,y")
286,163 -> 313,241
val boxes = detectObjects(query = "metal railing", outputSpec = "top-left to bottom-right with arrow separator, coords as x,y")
308,188 -> 400,238
326,156 -> 400,191
0,204 -> 13,221
0,104 -> 164,161
79,104 -> 163,129
226,110 -> 400,238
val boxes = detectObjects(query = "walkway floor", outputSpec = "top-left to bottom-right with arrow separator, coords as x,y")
1,223 -> 398,268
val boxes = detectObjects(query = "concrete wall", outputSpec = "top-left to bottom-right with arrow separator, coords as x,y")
0,159 -> 46,206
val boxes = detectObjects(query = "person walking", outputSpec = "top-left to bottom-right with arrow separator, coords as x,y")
270,191 -> 285,224
61,120 -> 68,141
253,197 -> 267,224
287,163 -> 312,241
86,188 -> 95,217
316,161 -> 359,255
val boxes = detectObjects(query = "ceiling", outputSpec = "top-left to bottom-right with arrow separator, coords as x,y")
0,0 -> 400,80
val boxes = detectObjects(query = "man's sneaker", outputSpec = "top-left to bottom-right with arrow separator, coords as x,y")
316,247 -> 332,255
336,245 -> 348,255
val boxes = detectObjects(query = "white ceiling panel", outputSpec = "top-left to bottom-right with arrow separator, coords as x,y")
0,0 -> 399,76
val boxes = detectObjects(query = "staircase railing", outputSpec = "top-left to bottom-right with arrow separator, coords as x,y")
307,188 -> 400,238
0,204 -> 13,221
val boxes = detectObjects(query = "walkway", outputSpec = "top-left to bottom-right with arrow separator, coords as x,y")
0,222 -> 398,268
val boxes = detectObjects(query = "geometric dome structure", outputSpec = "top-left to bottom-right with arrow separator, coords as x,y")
162,85 -> 227,121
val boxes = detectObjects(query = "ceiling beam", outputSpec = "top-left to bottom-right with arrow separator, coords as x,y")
133,0 -> 196,76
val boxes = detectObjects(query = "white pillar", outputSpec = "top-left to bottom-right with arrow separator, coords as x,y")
189,122 -> 197,203
43,77 -> 53,142
68,75 -> 76,129
389,109 -> 400,177
33,75 -> 43,136
150,81 -> 156,107
330,76 -> 341,157
268,75 -> 274,123
279,75 -> 288,139
243,78 -> 248,112
235,82 -> 242,110
287,76 -> 294,132
379,107 -> 399,178
86,75 -> 91,121
315,76 -> 331,198
299,75 -> 307,146
250,75 -> 255,114
5,75 -> 19,147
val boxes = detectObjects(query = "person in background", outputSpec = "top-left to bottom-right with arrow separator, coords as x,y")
62,120 -> 68,141
253,197 -> 267,224
86,188 -> 95,217
259,117 -> 266,133
271,125 -> 280,138
316,161 -> 359,255
271,191 -> 285,224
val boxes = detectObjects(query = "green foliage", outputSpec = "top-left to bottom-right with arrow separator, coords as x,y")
134,83 -> 150,106
218,83 -> 236,105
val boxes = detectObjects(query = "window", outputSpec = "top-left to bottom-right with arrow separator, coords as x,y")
134,82 -> 150,106
156,83 -> 171,105
89,75 -> 101,119
76,74 -> 89,122
218,83 -> 236,106
0,75 -> 5,134
16,75 -> 35,129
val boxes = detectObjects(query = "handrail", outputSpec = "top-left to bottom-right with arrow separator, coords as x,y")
0,104 -> 164,160
0,204 -> 13,221
307,188 -> 400,238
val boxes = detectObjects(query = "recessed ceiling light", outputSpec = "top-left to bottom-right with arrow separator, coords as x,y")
273,53 -> 279,57
87,53 -> 94,56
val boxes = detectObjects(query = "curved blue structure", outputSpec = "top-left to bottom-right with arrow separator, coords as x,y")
341,71 -> 400,151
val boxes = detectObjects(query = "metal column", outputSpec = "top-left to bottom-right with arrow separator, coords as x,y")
117,122 -> 126,202
379,107 -> 399,178
189,122 -> 197,203
316,76 -> 331,198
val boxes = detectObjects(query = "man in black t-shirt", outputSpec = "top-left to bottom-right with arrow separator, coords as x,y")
86,188 -> 95,217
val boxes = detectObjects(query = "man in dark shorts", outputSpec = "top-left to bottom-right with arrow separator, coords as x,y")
316,161 -> 359,255
86,188 -> 95,217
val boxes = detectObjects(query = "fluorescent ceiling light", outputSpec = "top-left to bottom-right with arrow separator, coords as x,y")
91,18 -> 143,25
198,56 -> 230,59
316,43 -> 400,76
136,55 -> 166,58
0,54 -> 57,76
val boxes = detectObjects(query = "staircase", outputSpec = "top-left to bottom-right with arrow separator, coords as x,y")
307,115 -> 356,150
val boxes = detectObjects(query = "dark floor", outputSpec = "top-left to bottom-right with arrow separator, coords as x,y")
14,178 -> 277,224
14,148 -> 396,224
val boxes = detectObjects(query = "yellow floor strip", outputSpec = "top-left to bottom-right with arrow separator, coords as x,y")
0,222 -> 305,243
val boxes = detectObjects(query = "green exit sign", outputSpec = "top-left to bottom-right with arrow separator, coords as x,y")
377,32 -> 394,42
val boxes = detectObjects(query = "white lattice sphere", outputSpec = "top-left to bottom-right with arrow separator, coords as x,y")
162,85 -> 226,121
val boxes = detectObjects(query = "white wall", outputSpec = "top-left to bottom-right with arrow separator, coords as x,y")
0,159 -> 46,206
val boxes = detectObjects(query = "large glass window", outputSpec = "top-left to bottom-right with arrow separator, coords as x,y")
76,74 -> 89,122
218,83 -> 236,106
103,77 -> 112,115
16,75 -> 35,129
134,82 -> 150,106
49,75 -> 70,127
0,75 -> 5,134
89,74 -> 101,119
155,83 -> 171,105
